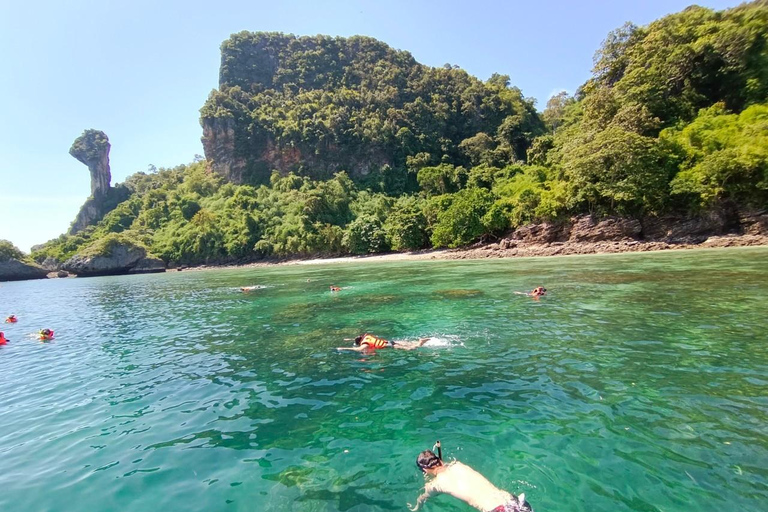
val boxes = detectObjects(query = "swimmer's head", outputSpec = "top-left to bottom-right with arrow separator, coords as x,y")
354,335 -> 363,346
511,493 -> 533,512
416,450 -> 443,473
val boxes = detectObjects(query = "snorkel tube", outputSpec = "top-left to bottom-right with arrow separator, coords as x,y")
433,440 -> 442,461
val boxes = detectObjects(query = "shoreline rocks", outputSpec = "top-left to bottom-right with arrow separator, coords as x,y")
62,236 -> 166,277
0,258 -> 49,282
444,211 -> 768,261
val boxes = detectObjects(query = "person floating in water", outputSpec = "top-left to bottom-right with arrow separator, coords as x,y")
514,287 -> 546,299
330,285 -> 342,292
240,285 -> 264,292
410,444 -> 533,512
38,329 -> 54,341
0,332 -> 7,345
5,314 -> 17,323
337,333 -> 430,352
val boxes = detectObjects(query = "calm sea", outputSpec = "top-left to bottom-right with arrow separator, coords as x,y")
1,247 -> 767,512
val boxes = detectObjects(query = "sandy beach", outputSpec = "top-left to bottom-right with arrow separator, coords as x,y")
181,232 -> 768,272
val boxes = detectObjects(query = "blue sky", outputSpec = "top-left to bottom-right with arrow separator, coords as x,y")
0,0 -> 739,252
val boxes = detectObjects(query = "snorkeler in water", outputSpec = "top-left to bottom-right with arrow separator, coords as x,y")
514,287 -> 547,298
5,314 -> 18,323
410,443 -> 533,512
337,333 -> 431,352
330,285 -> 342,292
38,329 -> 54,341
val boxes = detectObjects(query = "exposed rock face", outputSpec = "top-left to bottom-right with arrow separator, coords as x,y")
41,256 -> 61,271
511,222 -> 569,244
67,130 -> 130,235
739,210 -> 768,235
68,186 -> 130,235
69,129 -> 112,199
130,257 -> 167,274
0,259 -> 49,282
200,116 -> 392,184
640,211 -> 734,243
493,210 -> 763,259
201,117 -> 247,183
568,215 -> 642,242
62,241 -> 166,277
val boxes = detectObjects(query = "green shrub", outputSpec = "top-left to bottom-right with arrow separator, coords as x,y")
343,215 -> 389,254
430,188 -> 501,248
0,240 -> 25,262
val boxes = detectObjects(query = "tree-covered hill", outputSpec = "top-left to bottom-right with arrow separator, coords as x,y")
200,32 -> 543,186
32,1 -> 768,267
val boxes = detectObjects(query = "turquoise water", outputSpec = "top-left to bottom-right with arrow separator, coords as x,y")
1,247 -> 767,512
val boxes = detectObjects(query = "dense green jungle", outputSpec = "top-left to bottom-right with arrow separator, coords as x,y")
23,1 -> 768,266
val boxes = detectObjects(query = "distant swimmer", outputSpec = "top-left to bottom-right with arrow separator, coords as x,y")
0,332 -> 7,345
241,285 -> 265,292
5,314 -> 17,323
330,285 -> 342,292
38,329 -> 54,341
514,287 -> 547,298
337,333 -> 430,352
410,443 -> 533,512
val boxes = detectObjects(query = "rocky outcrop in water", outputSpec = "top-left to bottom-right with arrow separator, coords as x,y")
62,236 -> 166,277
0,259 -> 49,282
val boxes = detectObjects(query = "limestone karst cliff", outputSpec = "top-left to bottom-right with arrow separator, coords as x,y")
68,130 -> 128,234
199,32 -> 543,185
69,129 -> 112,198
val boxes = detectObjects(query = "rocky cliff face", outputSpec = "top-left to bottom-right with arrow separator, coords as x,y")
201,117 -> 247,183
460,211 -> 768,260
67,130 -> 126,235
200,116 -> 393,184
0,259 -> 48,282
62,238 -> 165,277
69,129 -> 112,199
68,186 -> 130,235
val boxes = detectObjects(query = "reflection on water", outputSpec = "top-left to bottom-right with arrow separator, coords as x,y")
1,247 -> 767,512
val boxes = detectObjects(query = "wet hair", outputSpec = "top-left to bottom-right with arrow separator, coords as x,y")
354,335 -> 363,346
416,450 -> 443,472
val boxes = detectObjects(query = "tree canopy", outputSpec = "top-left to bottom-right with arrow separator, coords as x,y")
33,2 -> 768,266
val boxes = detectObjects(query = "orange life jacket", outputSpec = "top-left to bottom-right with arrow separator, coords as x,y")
360,333 -> 389,349
0,333 -> 7,345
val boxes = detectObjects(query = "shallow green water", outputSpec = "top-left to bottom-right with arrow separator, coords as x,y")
1,247 -> 767,512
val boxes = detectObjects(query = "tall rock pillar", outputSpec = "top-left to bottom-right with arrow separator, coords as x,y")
67,129 -> 127,235
69,129 -> 112,199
